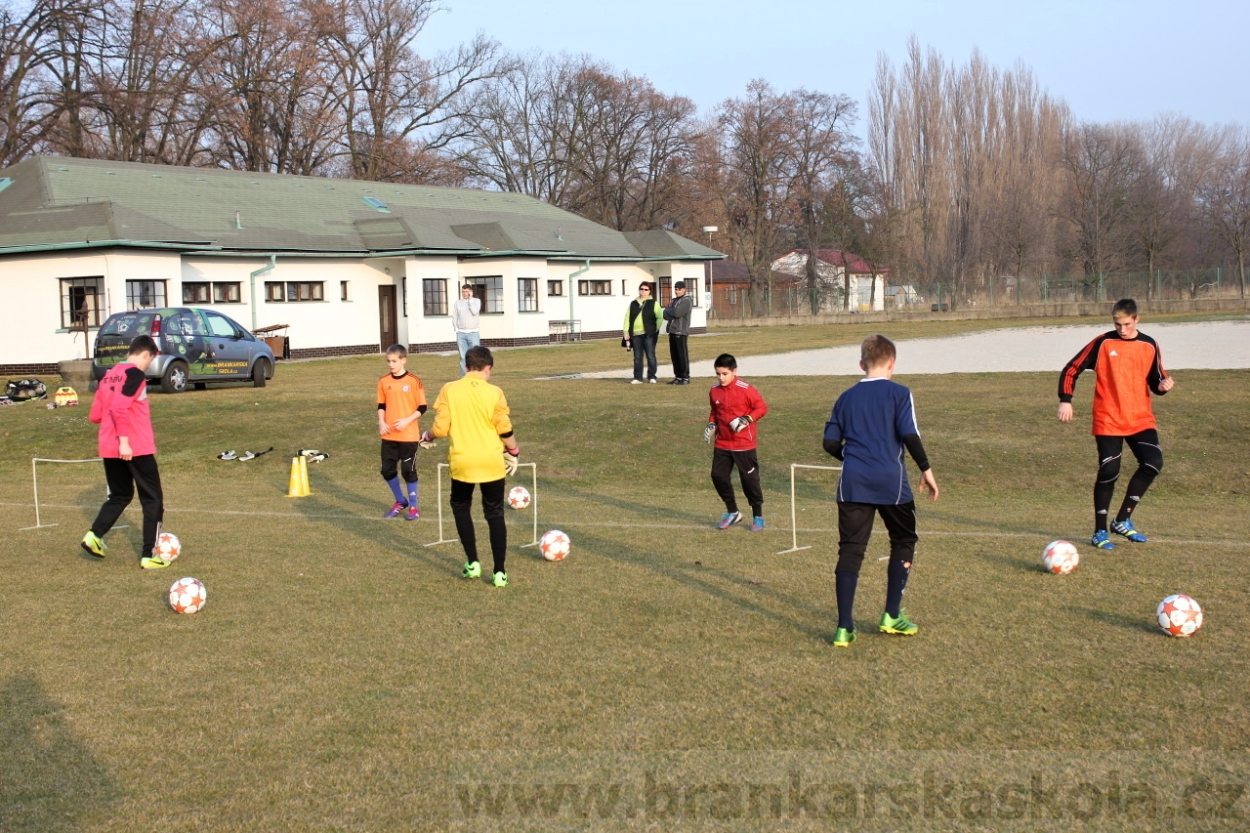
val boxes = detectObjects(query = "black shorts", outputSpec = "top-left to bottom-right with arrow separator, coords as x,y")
380,440 -> 420,482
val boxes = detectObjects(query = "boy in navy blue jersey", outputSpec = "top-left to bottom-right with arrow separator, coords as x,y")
822,335 -> 939,648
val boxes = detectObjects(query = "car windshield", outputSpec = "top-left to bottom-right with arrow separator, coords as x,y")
99,312 -> 156,337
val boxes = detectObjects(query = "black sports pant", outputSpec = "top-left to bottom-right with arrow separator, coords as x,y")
92,455 -> 164,558
668,333 -> 689,380
450,478 -> 507,574
835,501 -> 918,575
380,440 -> 419,483
1094,429 -> 1163,530
711,448 -> 763,517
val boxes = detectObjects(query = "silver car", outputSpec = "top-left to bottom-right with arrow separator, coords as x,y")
93,307 -> 275,393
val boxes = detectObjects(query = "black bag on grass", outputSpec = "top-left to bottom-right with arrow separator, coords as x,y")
6,379 -> 47,401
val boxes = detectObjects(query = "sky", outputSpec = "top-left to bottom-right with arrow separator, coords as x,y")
421,0 -> 1250,136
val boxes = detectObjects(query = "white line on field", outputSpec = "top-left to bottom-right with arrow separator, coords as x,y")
4,501 -> 1246,549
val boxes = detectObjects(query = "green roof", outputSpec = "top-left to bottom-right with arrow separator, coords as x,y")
0,157 -> 723,261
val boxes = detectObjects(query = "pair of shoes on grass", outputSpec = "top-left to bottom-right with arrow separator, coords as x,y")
717,512 -> 765,531
83,531 -> 171,568
385,501 -> 420,520
833,610 -> 919,648
462,562 -> 507,587
1091,519 -> 1148,550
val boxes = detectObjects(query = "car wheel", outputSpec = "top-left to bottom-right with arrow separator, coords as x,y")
160,361 -> 188,394
252,357 -> 271,388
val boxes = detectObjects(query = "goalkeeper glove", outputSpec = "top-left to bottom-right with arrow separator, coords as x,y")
503,447 -> 520,476
729,415 -> 754,433
703,423 -> 716,443
418,430 -> 437,449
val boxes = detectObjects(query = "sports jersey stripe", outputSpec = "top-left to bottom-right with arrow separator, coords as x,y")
1061,335 -> 1102,396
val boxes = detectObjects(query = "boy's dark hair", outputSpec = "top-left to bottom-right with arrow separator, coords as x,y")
714,353 -> 737,370
1113,298 -> 1138,317
385,344 -> 408,358
129,335 -> 159,356
465,345 -> 494,371
861,334 -> 896,367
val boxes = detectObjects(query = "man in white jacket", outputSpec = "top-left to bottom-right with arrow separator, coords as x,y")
452,284 -> 482,375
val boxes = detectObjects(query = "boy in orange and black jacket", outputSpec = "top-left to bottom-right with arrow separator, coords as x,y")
1058,298 -> 1174,549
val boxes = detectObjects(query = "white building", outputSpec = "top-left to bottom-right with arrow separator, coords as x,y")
0,157 -> 721,373
770,250 -> 888,312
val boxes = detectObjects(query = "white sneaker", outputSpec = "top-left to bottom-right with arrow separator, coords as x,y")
630,379 -> 643,385
648,378 -> 657,384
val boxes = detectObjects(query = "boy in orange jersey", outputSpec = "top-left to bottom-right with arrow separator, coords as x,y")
1058,299 -> 1174,549
377,345 -> 427,520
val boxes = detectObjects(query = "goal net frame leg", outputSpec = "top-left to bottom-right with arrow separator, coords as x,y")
423,463 -> 459,547
426,463 -> 541,549
517,463 -> 539,548
20,457 -> 127,532
776,463 -> 841,555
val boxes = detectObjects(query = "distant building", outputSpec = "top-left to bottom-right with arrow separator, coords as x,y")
0,157 -> 723,372
771,250 -> 889,312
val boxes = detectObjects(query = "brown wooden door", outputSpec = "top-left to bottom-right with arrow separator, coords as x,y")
378,285 -> 397,351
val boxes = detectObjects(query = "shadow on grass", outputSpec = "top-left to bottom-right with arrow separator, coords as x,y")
924,507 -> 1067,540
0,673 -> 121,832
1065,606 -> 1160,634
572,528 -> 830,642
543,482 -> 715,527
287,472 -> 461,577
972,548 -> 1043,574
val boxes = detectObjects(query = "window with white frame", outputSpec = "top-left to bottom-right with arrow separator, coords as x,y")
518,278 -> 539,312
60,277 -> 104,328
126,280 -> 166,310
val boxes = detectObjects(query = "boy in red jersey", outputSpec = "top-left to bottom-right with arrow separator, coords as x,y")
1058,299 -> 1174,549
82,335 -> 170,568
378,344 -> 427,520
704,354 -> 769,531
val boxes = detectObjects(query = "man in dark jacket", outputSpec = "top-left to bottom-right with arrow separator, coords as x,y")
663,281 -> 693,385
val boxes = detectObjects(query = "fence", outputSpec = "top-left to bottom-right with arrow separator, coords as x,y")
708,267 -> 1247,318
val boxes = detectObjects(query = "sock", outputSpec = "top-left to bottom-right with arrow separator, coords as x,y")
407,481 -> 419,507
885,560 -> 911,618
835,571 -> 858,631
387,477 -> 404,503
749,505 -> 763,519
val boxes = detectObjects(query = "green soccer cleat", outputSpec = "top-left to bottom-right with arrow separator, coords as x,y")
140,555 -> 171,570
492,571 -> 508,588
80,531 -> 106,558
878,609 -> 919,636
833,627 -> 856,648
462,561 -> 482,579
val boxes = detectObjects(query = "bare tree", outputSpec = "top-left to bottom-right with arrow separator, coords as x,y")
0,0 -> 63,164
1201,127 -> 1250,297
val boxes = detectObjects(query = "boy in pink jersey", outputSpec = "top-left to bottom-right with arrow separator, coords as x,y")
82,335 -> 170,568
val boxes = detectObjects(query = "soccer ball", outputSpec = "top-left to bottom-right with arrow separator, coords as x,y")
539,529 -> 570,562
168,577 -> 207,614
508,486 -> 531,510
1041,540 -> 1079,575
1157,594 -> 1203,637
154,532 -> 181,562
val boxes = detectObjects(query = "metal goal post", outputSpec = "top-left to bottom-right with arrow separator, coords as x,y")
776,463 -> 841,555
424,462 -> 540,549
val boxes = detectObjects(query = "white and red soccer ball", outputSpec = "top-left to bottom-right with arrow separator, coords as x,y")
1041,540 -> 1079,575
507,486 -> 531,510
169,577 -> 207,614
1157,594 -> 1202,637
539,529 -> 570,562
154,531 -> 181,562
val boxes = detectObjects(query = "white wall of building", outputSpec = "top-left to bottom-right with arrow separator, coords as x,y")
2,248 -> 712,366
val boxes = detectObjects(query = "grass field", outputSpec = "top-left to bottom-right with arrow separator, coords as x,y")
2,316 -> 1249,831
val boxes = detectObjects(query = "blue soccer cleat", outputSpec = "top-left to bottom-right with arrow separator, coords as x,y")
1091,530 -> 1115,550
1111,518 -> 1147,543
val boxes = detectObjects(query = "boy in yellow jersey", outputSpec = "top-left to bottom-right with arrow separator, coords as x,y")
377,345 -> 427,520
421,345 -> 519,587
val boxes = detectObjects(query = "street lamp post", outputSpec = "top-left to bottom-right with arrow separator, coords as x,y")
702,226 -> 718,317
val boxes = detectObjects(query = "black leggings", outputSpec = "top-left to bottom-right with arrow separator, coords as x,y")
450,478 -> 507,574
1094,429 -> 1163,529
92,455 -> 164,558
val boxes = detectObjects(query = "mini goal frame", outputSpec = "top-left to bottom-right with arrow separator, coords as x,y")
424,462 -> 539,549
19,457 -> 127,531
776,463 -> 841,555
